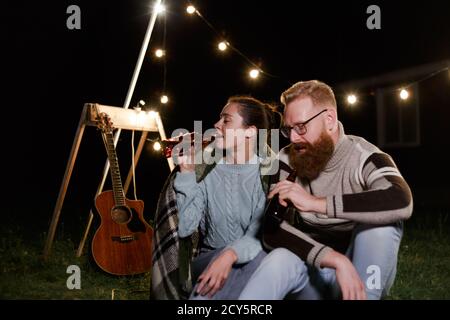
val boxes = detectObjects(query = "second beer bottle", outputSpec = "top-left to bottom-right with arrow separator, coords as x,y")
263,169 -> 298,233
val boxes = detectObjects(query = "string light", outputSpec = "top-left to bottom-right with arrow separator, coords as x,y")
155,3 -> 166,15
186,5 -> 196,14
188,5 -> 286,84
160,95 -> 169,104
249,69 -> 260,79
153,141 -> 162,151
399,89 -> 409,100
218,41 -> 228,51
162,8 -> 168,107
347,94 -> 357,105
151,5 -> 448,112
155,49 -> 165,58
134,99 -> 146,111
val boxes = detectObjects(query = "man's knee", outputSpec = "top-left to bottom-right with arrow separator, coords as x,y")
354,223 -> 402,249
352,224 -> 403,299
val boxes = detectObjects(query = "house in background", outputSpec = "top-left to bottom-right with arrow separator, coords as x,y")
335,59 -> 450,212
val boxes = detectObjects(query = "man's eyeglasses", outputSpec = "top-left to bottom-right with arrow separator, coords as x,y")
280,109 -> 328,138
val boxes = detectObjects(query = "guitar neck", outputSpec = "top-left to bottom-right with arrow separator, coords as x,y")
104,131 -> 126,206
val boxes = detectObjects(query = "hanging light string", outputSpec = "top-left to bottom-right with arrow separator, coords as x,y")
337,65 -> 449,105
188,3 -> 291,84
401,66 -> 449,90
163,4 -> 167,94
391,66 -> 449,101
150,3 -> 448,107
184,3 -> 448,98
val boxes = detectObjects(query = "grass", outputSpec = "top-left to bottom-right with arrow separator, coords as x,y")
0,228 -> 151,300
388,211 -> 450,299
0,212 -> 449,300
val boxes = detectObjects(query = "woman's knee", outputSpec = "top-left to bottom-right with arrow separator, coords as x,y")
263,248 -> 307,274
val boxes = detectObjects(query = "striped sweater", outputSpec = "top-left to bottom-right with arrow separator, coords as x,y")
269,122 -> 413,268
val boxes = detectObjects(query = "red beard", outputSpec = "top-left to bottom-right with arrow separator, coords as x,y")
289,131 -> 334,181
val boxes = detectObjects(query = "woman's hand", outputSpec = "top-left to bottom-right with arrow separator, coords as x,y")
177,145 -> 195,173
196,249 -> 238,298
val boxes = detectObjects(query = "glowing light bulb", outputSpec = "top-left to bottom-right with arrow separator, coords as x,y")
186,5 -> 196,14
400,89 -> 409,100
160,95 -> 169,104
155,3 -> 166,14
153,142 -> 162,151
347,94 -> 357,105
218,41 -> 228,51
155,49 -> 165,58
249,69 -> 260,79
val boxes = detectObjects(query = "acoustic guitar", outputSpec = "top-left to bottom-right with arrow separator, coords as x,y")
91,112 -> 153,275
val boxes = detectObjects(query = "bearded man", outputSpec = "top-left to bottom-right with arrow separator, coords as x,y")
239,80 -> 413,300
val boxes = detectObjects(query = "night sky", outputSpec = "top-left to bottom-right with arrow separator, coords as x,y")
5,1 -> 450,239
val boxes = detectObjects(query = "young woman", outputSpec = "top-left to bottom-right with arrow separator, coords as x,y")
173,96 -> 279,299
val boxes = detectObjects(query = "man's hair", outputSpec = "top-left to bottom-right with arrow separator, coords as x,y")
280,80 -> 337,109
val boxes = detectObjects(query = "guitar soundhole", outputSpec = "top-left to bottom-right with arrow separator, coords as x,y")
111,206 -> 132,224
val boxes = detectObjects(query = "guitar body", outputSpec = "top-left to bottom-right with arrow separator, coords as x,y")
92,190 -> 153,275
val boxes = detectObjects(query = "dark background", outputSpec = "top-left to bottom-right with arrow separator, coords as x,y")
4,1 -> 450,241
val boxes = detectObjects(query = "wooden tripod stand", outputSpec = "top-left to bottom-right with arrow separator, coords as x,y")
43,103 -> 174,260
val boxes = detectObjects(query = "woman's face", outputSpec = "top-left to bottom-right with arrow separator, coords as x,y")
214,102 -> 249,150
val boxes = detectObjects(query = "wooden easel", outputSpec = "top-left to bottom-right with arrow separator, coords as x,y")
43,103 -> 174,260
44,0 -> 164,260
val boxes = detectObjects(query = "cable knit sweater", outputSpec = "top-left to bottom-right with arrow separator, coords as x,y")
264,122 -> 413,268
174,156 -> 266,264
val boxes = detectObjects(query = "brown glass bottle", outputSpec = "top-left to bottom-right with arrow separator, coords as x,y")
159,132 -> 215,158
263,169 -> 297,233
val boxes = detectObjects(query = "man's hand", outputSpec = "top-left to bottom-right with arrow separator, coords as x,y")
268,180 -> 326,213
320,250 -> 367,300
196,249 -> 238,298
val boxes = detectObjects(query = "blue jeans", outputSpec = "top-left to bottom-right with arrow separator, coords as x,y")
190,248 -> 267,300
239,222 -> 403,300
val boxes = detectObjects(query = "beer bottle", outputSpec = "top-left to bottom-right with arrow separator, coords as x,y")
158,132 -> 215,158
263,169 -> 297,233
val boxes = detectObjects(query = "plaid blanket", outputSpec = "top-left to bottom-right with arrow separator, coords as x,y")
151,147 -> 277,300
150,165 -> 181,299
151,162 -> 213,299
